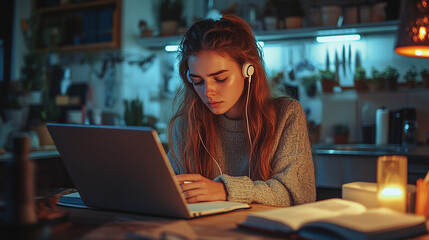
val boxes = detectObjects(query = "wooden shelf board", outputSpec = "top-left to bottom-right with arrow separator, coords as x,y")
37,0 -> 117,14
138,20 -> 399,50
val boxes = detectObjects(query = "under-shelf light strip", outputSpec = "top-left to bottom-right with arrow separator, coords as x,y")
316,34 -> 361,43
165,41 -> 265,52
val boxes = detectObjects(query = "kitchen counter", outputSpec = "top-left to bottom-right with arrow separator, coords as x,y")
0,147 -> 60,162
313,143 -> 429,158
312,144 -> 429,188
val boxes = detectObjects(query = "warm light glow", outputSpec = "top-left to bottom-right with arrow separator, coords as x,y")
419,27 -> 427,41
380,187 -> 403,196
395,46 -> 429,57
316,34 -> 361,43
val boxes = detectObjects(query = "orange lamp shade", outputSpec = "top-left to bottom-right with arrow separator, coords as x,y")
395,0 -> 429,58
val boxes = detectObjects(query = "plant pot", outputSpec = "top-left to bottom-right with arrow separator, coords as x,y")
354,80 -> 368,92
344,5 -> 358,25
367,82 -> 378,91
333,134 -> 349,144
384,78 -> 398,91
321,79 -> 337,93
321,5 -> 342,26
422,76 -> 429,88
371,2 -> 387,22
406,81 -> 416,89
285,16 -> 303,29
161,20 -> 178,36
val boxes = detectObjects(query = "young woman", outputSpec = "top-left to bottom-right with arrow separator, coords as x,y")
167,15 -> 315,207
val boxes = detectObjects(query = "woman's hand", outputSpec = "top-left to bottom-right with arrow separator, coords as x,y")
176,174 -> 227,203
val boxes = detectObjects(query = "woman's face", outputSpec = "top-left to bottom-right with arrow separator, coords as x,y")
188,50 -> 245,120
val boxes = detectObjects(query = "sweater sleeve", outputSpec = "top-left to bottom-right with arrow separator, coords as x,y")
214,100 -> 316,206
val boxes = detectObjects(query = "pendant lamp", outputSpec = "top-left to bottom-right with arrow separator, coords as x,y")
395,0 -> 429,58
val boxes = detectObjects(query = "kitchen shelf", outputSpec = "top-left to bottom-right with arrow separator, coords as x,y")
34,0 -> 122,52
138,20 -> 399,50
36,0 -> 117,14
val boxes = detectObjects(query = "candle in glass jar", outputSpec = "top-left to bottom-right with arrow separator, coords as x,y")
378,186 -> 405,212
377,155 -> 407,213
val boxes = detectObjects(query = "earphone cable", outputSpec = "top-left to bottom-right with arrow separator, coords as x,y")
198,131 -> 223,175
245,75 -> 253,179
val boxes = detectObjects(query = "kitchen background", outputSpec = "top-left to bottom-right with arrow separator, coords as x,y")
3,0 -> 429,150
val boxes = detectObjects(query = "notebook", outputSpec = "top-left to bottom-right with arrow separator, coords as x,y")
47,123 -> 250,218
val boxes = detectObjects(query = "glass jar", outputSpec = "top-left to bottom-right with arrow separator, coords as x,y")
377,155 -> 407,213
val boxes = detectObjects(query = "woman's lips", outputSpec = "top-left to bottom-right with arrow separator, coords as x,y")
208,101 -> 222,108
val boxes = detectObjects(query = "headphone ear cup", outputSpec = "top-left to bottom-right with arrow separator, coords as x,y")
242,63 -> 255,78
186,70 -> 192,84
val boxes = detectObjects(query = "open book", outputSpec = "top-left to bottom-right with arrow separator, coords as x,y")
239,199 -> 427,240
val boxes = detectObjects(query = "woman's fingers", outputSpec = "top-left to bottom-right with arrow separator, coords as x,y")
176,174 -> 204,183
183,188 -> 208,199
175,174 -> 227,202
180,181 -> 205,192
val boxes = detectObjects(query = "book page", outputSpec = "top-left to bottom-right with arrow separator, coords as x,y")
318,208 -> 426,233
247,199 -> 366,231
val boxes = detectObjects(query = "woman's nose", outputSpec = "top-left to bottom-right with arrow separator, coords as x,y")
204,81 -> 215,97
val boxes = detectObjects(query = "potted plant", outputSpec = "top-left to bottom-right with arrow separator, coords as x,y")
301,74 -> 319,97
159,0 -> 183,36
20,12 -> 47,106
421,68 -> 429,88
332,124 -> 349,144
404,66 -> 418,88
382,65 -> 399,91
354,66 -> 368,92
124,98 -> 144,126
319,69 -> 337,93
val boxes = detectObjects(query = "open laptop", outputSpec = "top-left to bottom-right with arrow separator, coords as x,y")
47,123 -> 250,218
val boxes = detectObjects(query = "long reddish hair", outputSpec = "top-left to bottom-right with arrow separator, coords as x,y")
168,15 -> 276,181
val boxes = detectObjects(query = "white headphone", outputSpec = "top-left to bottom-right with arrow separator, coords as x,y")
191,63 -> 255,178
242,62 -> 255,80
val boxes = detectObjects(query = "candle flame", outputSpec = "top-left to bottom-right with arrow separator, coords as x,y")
381,187 -> 403,196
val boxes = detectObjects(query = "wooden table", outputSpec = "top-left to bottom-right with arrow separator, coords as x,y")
47,204 -> 429,240
49,204 -> 302,240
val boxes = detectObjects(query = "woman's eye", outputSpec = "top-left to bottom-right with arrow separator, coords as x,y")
215,78 -> 227,82
191,78 -> 204,85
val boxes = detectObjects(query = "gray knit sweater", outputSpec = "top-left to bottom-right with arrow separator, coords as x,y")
167,98 -> 316,207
